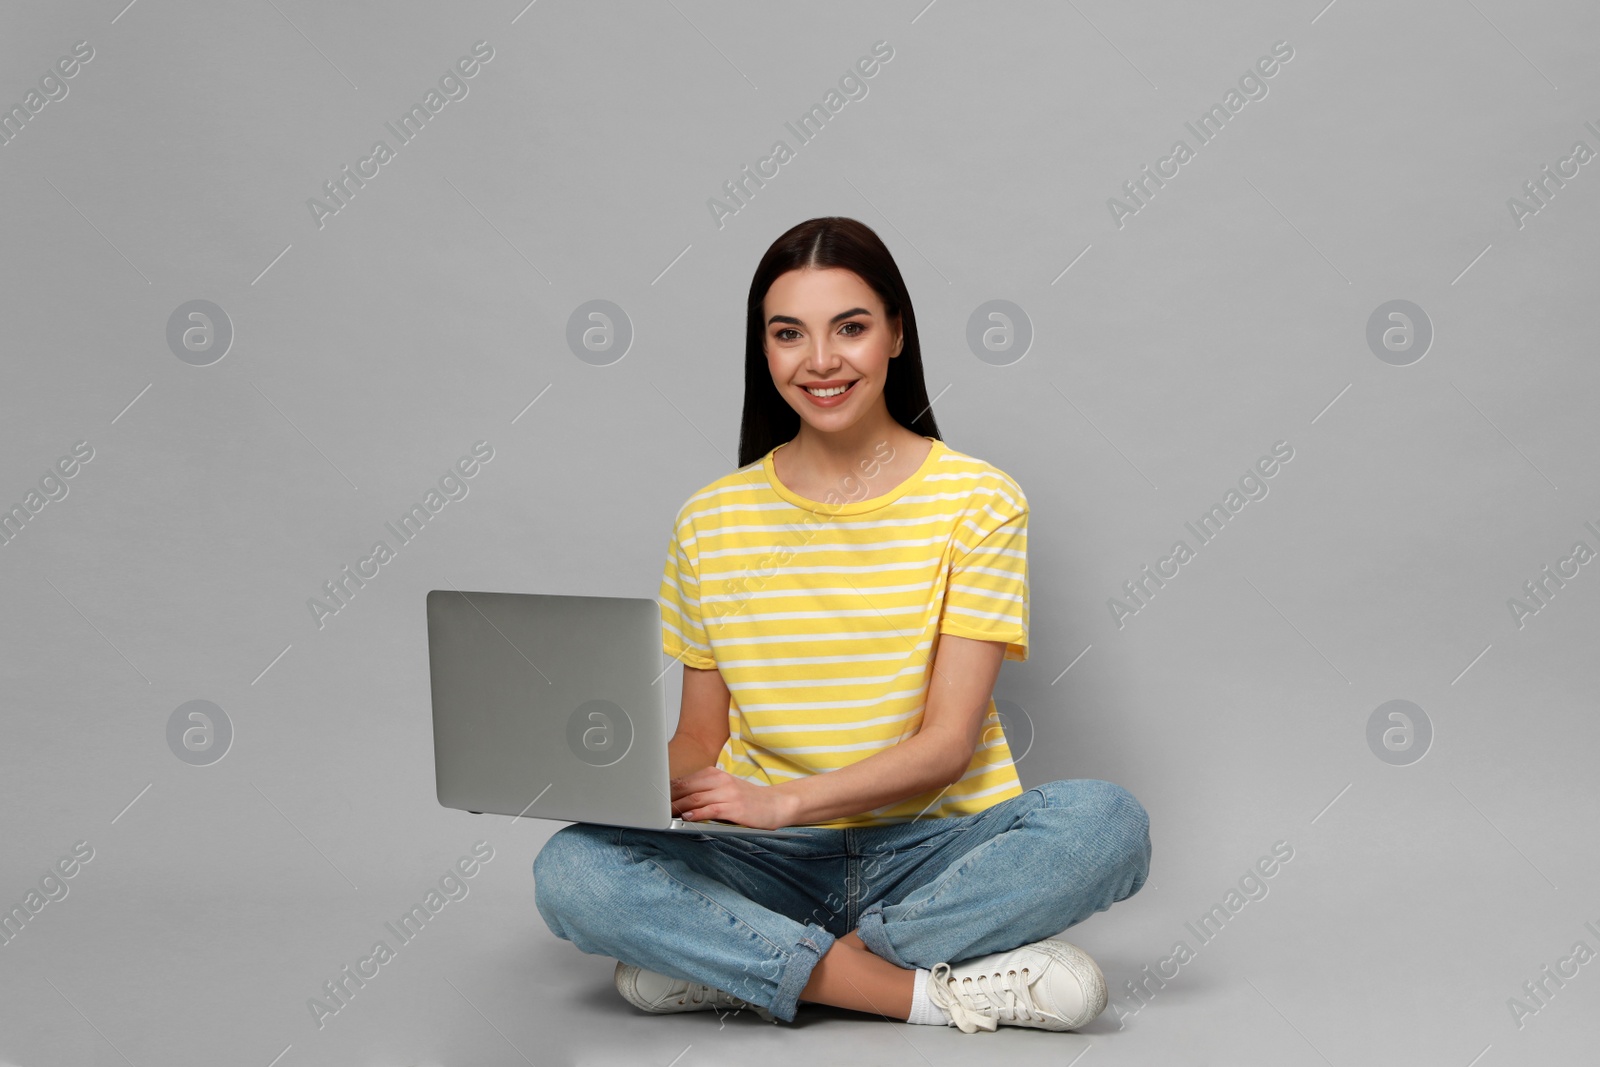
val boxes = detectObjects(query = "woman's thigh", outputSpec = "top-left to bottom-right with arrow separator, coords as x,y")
859,779 -> 1150,900
532,822 -> 851,1020
852,779 -> 1152,967
533,822 -> 852,936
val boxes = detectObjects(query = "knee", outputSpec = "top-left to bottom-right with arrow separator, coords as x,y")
532,823 -> 617,921
1038,778 -> 1150,874
1095,779 -> 1150,845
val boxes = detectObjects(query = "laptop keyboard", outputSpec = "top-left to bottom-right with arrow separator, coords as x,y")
668,818 -> 800,836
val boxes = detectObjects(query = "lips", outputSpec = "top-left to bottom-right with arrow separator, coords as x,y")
798,379 -> 858,408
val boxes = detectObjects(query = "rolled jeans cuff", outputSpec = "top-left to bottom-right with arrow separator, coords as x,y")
853,902 -> 912,969
771,922 -> 837,1022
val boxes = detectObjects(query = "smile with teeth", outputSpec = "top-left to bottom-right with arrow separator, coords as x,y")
804,382 -> 856,397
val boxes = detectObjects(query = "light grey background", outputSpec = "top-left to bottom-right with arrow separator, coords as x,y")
3,1 -> 1597,1064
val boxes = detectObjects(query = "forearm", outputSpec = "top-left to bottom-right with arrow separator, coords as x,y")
776,732 -> 964,826
668,733 -> 722,780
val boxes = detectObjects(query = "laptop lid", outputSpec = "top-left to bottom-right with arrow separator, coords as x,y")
426,589 -> 676,828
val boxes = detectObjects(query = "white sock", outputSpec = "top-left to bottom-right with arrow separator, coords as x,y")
905,967 -> 953,1026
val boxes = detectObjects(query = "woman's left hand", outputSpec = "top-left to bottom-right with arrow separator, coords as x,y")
671,766 -> 797,830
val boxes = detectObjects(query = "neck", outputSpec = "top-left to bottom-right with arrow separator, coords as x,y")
785,417 -> 925,487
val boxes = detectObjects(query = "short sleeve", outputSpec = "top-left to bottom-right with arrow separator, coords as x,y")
658,505 -> 716,669
939,480 -> 1029,662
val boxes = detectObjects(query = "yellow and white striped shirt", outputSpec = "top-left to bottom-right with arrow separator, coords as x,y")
658,435 -> 1028,828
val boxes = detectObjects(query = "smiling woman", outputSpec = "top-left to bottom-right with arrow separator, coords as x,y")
532,216 -> 1151,1036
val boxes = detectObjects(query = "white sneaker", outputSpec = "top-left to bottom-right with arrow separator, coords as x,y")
927,938 -> 1107,1033
613,960 -> 776,1022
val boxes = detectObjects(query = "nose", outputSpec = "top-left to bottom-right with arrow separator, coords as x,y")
804,336 -> 843,372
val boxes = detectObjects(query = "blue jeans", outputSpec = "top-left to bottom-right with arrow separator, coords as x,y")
533,778 -> 1150,1023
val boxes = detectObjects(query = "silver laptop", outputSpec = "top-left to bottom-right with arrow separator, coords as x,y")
426,589 -> 807,837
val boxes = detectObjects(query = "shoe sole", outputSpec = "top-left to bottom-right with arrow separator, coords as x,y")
1030,939 -> 1108,1029
614,961 -> 656,1013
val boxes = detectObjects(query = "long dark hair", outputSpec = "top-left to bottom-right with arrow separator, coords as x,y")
737,217 -> 941,468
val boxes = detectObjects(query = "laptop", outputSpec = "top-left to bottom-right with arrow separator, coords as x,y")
426,588 -> 807,837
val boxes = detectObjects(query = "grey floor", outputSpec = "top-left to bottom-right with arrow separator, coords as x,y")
6,704 -> 1597,1066
5,0 -> 1600,1064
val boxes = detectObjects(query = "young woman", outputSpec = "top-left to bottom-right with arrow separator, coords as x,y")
533,217 -> 1150,1033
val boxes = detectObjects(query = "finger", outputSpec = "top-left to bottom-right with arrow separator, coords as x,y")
681,791 -> 725,818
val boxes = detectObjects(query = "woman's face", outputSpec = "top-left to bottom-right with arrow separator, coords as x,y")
762,267 -> 903,436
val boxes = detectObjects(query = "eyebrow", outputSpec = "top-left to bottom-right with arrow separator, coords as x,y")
767,307 -> 873,328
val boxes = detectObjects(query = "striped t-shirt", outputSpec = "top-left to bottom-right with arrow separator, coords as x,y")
658,435 -> 1028,829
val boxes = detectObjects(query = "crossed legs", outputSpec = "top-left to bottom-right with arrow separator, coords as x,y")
801,779 -> 1151,1023
798,928 -> 915,1019
534,780 -> 1150,1024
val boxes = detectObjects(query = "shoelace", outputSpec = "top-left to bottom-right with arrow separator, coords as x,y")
677,981 -> 719,1007
928,961 -> 1066,1033
675,979 -> 751,1012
